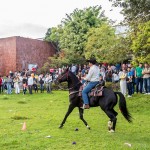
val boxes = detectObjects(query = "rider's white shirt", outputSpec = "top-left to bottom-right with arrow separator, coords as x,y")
85,65 -> 100,82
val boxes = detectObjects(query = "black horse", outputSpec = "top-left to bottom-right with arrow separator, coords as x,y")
56,69 -> 132,132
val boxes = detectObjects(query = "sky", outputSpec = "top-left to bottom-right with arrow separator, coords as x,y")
0,0 -> 124,39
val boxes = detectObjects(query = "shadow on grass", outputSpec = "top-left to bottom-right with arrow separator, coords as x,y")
2,96 -> 9,100
11,115 -> 29,120
17,101 -> 27,104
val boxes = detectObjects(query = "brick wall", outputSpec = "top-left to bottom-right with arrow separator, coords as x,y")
0,37 -> 16,75
16,36 -> 56,71
0,36 -> 56,75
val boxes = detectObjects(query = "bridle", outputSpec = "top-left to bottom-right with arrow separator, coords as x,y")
57,71 -> 69,82
57,70 -> 81,95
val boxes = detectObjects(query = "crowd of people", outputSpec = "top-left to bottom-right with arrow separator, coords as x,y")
0,71 -> 53,95
0,62 -> 149,97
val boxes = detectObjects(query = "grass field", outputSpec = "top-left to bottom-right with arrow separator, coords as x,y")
0,91 -> 149,150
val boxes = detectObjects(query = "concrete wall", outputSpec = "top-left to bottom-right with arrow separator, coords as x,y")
0,36 -> 56,75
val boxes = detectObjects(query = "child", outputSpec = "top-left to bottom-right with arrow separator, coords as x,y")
33,80 -> 38,93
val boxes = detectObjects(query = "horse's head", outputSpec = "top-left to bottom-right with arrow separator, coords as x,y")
55,68 -> 69,84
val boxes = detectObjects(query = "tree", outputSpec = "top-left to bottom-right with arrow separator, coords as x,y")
109,0 -> 150,26
131,21 -> 150,64
109,0 -> 150,64
45,6 -> 107,66
85,23 -> 116,62
85,23 -> 131,63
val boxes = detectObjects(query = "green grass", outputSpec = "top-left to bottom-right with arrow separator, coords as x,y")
0,91 -> 149,150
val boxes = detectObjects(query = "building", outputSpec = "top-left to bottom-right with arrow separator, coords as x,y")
0,36 -> 56,75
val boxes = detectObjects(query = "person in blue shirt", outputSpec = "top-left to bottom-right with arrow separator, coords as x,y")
127,67 -> 133,97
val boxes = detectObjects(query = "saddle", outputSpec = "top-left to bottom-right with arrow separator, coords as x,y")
78,84 -> 104,97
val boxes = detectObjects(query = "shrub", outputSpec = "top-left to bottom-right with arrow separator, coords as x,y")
105,82 -> 120,91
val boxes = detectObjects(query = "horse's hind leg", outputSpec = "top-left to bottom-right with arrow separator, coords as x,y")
78,108 -> 90,129
59,104 -> 75,128
104,109 -> 117,132
112,109 -> 118,117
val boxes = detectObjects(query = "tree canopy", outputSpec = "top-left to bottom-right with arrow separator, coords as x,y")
131,21 -> 150,64
44,5 -> 130,68
109,0 -> 150,64
42,2 -> 149,69
110,0 -> 150,25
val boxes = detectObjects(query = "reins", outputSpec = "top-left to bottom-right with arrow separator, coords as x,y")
57,71 -> 81,95
68,82 -> 81,91
57,71 -> 69,81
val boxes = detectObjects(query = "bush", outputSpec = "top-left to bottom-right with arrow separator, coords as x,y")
105,82 -> 120,91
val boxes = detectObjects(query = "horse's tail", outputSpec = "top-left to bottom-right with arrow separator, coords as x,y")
115,92 -> 132,123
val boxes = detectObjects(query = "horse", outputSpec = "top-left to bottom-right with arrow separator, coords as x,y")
56,69 -> 132,132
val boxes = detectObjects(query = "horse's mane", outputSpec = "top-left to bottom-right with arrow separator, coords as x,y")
69,71 -> 80,83
63,68 -> 82,90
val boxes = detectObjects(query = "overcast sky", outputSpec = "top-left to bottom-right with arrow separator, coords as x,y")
0,0 -> 123,39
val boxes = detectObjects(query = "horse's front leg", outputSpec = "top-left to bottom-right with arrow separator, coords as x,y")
59,104 -> 75,128
78,108 -> 90,129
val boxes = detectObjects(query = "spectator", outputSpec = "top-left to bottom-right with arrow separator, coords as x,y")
1,77 -> 5,93
130,64 -> 135,94
28,74 -> 33,94
99,68 -> 106,81
99,75 -> 105,86
106,67 -> 113,82
127,67 -> 133,97
45,74 -> 52,93
39,76 -> 44,93
0,76 -> 2,94
81,65 -> 87,76
33,80 -> 38,93
142,63 -> 150,94
13,75 -> 20,94
22,75 -> 28,95
116,63 -> 121,73
112,71 -> 119,83
6,75 -> 13,94
119,69 -> 127,96
135,63 -> 143,94
71,64 -> 77,75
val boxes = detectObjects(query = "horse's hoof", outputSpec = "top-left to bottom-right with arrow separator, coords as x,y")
108,121 -> 112,131
59,125 -> 63,129
87,125 -> 91,130
108,129 -> 115,133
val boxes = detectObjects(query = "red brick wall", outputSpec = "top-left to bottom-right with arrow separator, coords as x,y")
16,37 -> 56,71
0,36 -> 56,75
0,37 -> 16,75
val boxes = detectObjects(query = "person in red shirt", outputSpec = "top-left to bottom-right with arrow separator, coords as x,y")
0,76 -> 2,94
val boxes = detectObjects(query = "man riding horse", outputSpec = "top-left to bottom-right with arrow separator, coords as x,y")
81,58 -> 100,109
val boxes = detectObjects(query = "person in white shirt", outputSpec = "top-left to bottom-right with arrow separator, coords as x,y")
45,74 -> 52,93
28,74 -> 34,94
81,58 -> 100,109
119,69 -> 127,96
13,76 -> 20,94
71,64 -> 77,75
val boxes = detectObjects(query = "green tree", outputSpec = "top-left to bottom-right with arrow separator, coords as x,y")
85,23 -> 116,62
110,0 -> 150,25
45,6 -> 107,66
109,0 -> 150,64
85,24 -> 131,63
131,21 -> 150,64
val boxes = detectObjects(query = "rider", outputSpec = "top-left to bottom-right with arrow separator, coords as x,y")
81,58 -> 100,109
